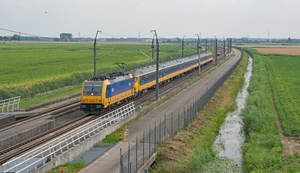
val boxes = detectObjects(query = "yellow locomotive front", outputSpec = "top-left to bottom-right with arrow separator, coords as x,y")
80,80 -> 104,114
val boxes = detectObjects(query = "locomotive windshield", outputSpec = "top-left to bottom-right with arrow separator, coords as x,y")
83,82 -> 102,96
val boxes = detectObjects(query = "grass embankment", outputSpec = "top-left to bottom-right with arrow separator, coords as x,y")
242,48 -> 300,172
0,43 -> 196,109
150,50 -> 248,172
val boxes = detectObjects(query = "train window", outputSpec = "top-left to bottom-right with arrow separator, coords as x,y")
83,82 -> 102,96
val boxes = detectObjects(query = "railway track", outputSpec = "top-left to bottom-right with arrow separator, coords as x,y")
0,115 -> 90,165
0,100 -> 80,132
0,51 -> 228,167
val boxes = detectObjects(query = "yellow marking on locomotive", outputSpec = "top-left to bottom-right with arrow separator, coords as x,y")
102,90 -> 134,108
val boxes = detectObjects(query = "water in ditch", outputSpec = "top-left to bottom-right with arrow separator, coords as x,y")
203,57 -> 252,172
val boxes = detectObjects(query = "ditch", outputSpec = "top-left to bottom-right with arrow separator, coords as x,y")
205,57 -> 252,172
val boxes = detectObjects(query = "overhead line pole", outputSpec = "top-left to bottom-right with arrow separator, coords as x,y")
215,37 -> 218,66
223,38 -> 226,59
182,35 -> 186,57
228,38 -> 230,56
196,34 -> 201,75
150,30 -> 160,100
94,30 -> 102,77
151,35 -> 155,66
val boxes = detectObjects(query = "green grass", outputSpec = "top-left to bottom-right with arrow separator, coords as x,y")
20,85 -> 81,109
102,125 -> 127,144
0,43 -> 193,88
242,48 -> 300,172
0,42 -> 197,107
47,157 -> 84,173
264,54 -> 300,136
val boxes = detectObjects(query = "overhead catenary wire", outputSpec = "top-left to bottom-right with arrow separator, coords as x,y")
0,27 -> 44,37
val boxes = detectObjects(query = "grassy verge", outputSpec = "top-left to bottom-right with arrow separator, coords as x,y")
102,125 -> 127,144
242,48 -> 300,172
150,51 -> 248,172
47,157 -> 84,173
20,85 -> 81,109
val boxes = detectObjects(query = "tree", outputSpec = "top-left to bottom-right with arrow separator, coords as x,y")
11,34 -> 20,41
0,36 -> 2,41
3,36 -> 8,42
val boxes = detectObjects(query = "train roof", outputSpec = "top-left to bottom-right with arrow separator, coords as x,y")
85,72 -> 132,84
107,75 -> 132,84
131,52 -> 212,76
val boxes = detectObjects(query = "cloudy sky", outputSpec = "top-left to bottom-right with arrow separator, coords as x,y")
0,0 -> 299,39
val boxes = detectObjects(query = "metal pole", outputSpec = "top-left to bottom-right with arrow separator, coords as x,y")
178,109 -> 180,131
93,30 -> 102,77
231,38 -> 232,55
182,35 -> 185,57
215,38 -> 218,66
206,38 -> 208,52
196,34 -> 201,75
149,126 -> 151,156
154,121 -> 156,150
143,131 -> 145,164
159,117 -> 161,144
128,142 -> 130,172
150,30 -> 159,100
224,38 -> 226,59
171,112 -> 173,135
120,148 -> 123,173
151,35 -> 155,66
228,38 -> 230,56
210,38 -> 213,52
164,114 -> 166,136
136,136 -> 138,172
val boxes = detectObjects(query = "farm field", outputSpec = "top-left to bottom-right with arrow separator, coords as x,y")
265,55 -> 300,136
242,48 -> 300,172
254,46 -> 300,55
0,42 -> 190,88
0,42 -> 196,103
239,44 -> 300,55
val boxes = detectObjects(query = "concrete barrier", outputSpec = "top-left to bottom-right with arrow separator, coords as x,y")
0,120 -> 55,151
0,114 -> 15,126
137,153 -> 157,173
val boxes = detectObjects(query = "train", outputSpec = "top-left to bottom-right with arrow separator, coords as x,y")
80,52 -> 213,114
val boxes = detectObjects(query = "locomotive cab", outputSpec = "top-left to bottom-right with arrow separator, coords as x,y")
80,81 -> 104,114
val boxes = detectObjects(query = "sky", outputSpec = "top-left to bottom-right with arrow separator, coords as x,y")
0,0 -> 299,39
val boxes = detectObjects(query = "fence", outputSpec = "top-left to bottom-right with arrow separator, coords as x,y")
1,102 -> 135,173
0,96 -> 21,113
120,54 -> 242,173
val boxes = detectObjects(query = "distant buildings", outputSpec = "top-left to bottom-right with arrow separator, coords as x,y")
60,33 -> 72,41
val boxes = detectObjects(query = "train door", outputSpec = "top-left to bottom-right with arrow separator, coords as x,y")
106,84 -> 111,105
133,77 -> 139,96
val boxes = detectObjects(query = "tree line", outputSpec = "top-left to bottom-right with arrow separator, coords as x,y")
0,34 -> 20,42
